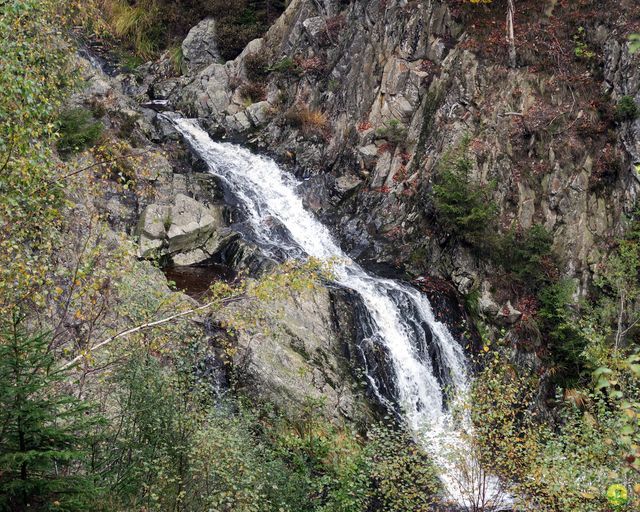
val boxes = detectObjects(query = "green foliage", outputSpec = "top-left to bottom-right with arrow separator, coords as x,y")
0,0 -> 73,317
629,33 -> 640,54
365,424 -> 440,511
470,351 -> 640,511
538,279 -> 588,385
269,57 -> 300,75
375,119 -> 408,147
574,27 -> 596,59
498,224 -> 555,289
0,324 -> 102,511
431,139 -> 498,248
56,108 -> 103,156
469,352 -> 543,486
615,96 -> 639,122
470,217 -> 640,509
92,342 -> 440,511
522,393 -> 636,511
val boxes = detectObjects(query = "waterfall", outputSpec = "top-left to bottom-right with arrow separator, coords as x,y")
169,116 -> 508,508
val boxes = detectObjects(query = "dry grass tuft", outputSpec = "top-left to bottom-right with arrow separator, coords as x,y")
285,104 -> 329,138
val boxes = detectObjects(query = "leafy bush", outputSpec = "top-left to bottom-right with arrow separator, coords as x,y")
469,351 -> 639,511
95,346 -> 442,512
365,425 -> 441,511
431,140 -> 498,248
56,107 -> 103,155
1,0 -> 73,315
269,57 -> 300,75
615,96 -> 639,122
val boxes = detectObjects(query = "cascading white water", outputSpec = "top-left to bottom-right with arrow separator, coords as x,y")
170,116 -> 508,507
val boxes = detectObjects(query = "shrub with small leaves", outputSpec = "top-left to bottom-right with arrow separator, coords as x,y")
615,96 -> 639,122
239,81 -> 267,103
244,52 -> 270,81
269,57 -> 300,75
365,424 -> 441,511
375,119 -> 408,147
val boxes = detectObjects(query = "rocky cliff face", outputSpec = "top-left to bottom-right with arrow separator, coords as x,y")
154,0 -> 639,320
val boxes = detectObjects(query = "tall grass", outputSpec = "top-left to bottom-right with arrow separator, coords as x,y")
94,0 -> 287,62
100,0 -> 161,59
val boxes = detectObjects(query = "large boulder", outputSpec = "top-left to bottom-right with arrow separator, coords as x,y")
223,286 -> 372,424
137,193 -> 228,265
182,18 -> 220,73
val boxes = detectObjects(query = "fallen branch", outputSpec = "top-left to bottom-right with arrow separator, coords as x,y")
60,294 -> 248,370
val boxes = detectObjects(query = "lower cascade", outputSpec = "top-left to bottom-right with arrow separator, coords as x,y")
171,115 -> 505,507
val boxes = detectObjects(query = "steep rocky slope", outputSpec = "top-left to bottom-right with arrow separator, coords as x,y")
153,0 -> 639,321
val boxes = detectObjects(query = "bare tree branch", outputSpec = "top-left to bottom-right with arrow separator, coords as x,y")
60,294 -> 249,371
57,148 -> 153,181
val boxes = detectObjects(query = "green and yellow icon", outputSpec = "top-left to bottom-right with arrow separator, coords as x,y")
606,484 -> 628,507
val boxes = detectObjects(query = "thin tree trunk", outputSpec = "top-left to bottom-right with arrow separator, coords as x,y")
507,0 -> 517,68
615,290 -> 625,352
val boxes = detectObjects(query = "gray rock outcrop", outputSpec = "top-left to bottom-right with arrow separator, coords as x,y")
137,193 -> 228,265
222,285 -> 371,423
182,18 -> 220,73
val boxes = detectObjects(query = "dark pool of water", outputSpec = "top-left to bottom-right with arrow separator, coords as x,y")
163,264 -> 236,300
